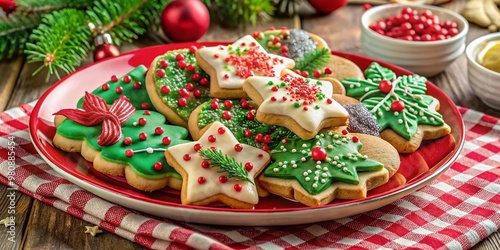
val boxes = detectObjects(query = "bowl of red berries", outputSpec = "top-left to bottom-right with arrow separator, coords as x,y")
361,4 -> 468,77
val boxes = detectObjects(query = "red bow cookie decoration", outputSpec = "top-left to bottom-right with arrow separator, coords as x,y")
54,92 -> 136,146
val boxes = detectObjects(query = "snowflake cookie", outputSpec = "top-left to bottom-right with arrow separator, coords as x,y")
340,62 -> 451,153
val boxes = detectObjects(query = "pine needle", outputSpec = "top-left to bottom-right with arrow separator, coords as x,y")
0,12 -> 43,60
198,148 -> 254,184
293,48 -> 331,76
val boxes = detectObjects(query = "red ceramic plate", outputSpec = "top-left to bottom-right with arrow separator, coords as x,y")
29,42 -> 464,226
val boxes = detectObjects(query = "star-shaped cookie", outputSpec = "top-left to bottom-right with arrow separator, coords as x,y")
196,35 -> 295,99
243,72 -> 349,140
84,225 -> 103,237
165,121 -> 270,209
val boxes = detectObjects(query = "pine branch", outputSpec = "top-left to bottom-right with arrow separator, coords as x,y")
201,0 -> 274,28
24,8 -> 91,81
293,48 -> 330,76
15,0 -> 93,13
0,12 -> 42,59
198,148 -> 254,184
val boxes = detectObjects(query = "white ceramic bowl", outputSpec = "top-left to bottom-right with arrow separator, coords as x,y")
466,33 -> 500,110
361,4 -> 468,77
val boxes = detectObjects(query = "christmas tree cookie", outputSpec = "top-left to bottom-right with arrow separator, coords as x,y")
340,62 -> 451,153
196,35 -> 295,99
53,92 -> 191,191
146,46 -> 212,127
258,129 -> 400,207
165,122 -> 270,209
243,71 -> 349,140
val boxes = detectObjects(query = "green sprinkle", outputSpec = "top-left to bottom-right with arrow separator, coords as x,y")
267,80 -> 274,85
293,102 -> 301,108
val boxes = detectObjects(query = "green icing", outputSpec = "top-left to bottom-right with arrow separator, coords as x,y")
197,98 -> 294,150
340,62 -> 445,140
56,110 -> 191,179
77,65 -> 155,111
153,49 -> 211,121
263,130 -> 384,195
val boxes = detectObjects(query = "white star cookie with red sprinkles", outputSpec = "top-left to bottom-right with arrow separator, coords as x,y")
165,121 -> 270,209
243,72 -> 349,140
196,35 -> 295,99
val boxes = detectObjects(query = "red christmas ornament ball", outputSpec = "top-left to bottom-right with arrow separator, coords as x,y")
93,44 -> 120,62
307,0 -> 348,14
161,0 -> 210,42
0,0 -> 16,14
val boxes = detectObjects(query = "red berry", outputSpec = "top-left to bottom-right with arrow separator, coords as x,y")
262,145 -> 269,151
311,147 -> 327,161
246,111 -> 255,120
301,71 -> 309,78
141,103 -> 149,109
401,7 -> 413,16
324,67 -> 333,75
155,127 -> 164,135
160,60 -> 169,68
123,75 -> 132,83
162,136 -> 172,145
193,143 -> 202,152
352,136 -> 359,143
123,137 -> 132,145
313,69 -> 322,78
138,117 -> 147,126
244,162 -> 253,171
193,89 -> 202,98
175,54 -> 185,61
234,184 -> 242,192
234,144 -> 243,152
219,175 -> 228,183
198,176 -> 206,184
156,69 -> 166,77
139,132 -> 147,140
391,100 -> 405,112
217,127 -> 226,134
183,154 -> 191,161
185,83 -> 195,92
255,133 -> 264,143
210,101 -> 219,110
192,73 -> 201,82
186,64 -> 196,73
201,160 -> 210,168
102,83 -> 110,91
133,81 -> 142,89
125,149 -> 134,157
111,75 -> 119,82
342,129 -> 348,135
208,135 -> 216,142
222,111 -> 232,120
177,60 -> 187,69
115,86 -> 123,94
154,162 -> 163,171
179,88 -> 190,97
379,79 -> 393,93
200,78 -> 209,86
244,130 -> 253,138
224,100 -> 233,109
189,45 -> 197,53
263,135 -> 272,144
161,85 -> 170,94
178,98 -> 187,107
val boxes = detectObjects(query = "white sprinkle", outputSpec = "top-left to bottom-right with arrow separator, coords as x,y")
133,122 -> 138,126
336,141 -> 342,145
282,165 -> 287,168
312,183 -> 318,188
315,142 -> 321,146
308,169 -> 312,173
273,168 -> 279,172
385,107 -> 390,111
278,162 -> 283,166
316,165 -> 321,169
322,173 -> 327,178
343,167 -> 348,172
326,157 -> 331,162
327,145 -> 333,149
323,167 -> 328,171
378,111 -> 383,116
346,153 -> 352,158
334,134 -> 339,138
146,147 -> 153,153
302,157 -> 307,162
394,111 -> 399,116
290,160 -> 296,164
398,119 -> 403,124
314,171 -> 320,175
321,179 -> 326,183
328,131 -> 333,136
302,144 -> 307,148
334,156 -> 339,160
301,150 -> 307,154
422,116 -> 427,120
306,177 -> 311,181
316,161 -> 321,164
303,172 -> 308,176
337,164 -> 342,168
314,176 -> 319,181
291,149 -> 297,153
292,164 -> 298,168
364,87 -> 369,92
430,117 -> 435,122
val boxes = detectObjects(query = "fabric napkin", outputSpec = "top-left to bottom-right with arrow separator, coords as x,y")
0,102 -> 499,249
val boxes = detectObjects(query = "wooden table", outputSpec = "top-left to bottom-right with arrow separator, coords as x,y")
1,1 -> 499,249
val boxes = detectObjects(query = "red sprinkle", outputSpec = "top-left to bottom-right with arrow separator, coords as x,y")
262,145 -> 269,151
111,75 -> 119,82
200,78 -> 209,86
201,160 -> 210,169
245,162 -> 253,171
187,64 -> 196,73
183,154 -> 191,161
175,54 -> 185,61
189,45 -> 198,53
219,176 -> 228,183
178,98 -> 188,107
324,67 -> 333,75
246,111 -> 255,120
154,162 -> 163,171
156,69 -> 166,77
208,135 -> 217,142
179,88 -> 190,97
155,127 -> 164,135
177,60 -> 187,69
210,101 -> 219,110
162,136 -> 172,145
123,137 -> 132,145
234,144 -> 243,152
193,89 -> 202,98
234,184 -> 242,192
255,133 -> 263,143
161,85 -> 171,94
138,118 -> 147,126
139,132 -> 148,140
244,130 -> 253,138
218,127 -> 226,134
115,86 -> 123,94
192,73 -> 201,82
198,176 -> 206,184
133,81 -> 142,89
194,143 -> 202,152
352,136 -> 359,142
123,75 -> 132,83
125,149 -> 134,157
141,103 -> 149,109
342,129 -> 348,135
160,60 -> 169,68
102,83 -> 110,91
224,100 -> 233,109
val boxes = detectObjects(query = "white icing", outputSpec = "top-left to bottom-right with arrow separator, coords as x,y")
198,35 -> 294,89
245,74 -> 348,132
167,121 -> 269,205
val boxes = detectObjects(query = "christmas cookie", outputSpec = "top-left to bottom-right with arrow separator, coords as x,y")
53,92 -> 191,191
146,47 -> 211,127
165,122 -> 270,209
340,62 -> 451,153
188,98 -> 294,151
242,72 -> 349,140
253,28 -> 364,80
258,129 -> 400,207
195,35 -> 295,99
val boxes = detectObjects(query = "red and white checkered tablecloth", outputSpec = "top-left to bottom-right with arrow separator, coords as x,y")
1,101 -> 499,249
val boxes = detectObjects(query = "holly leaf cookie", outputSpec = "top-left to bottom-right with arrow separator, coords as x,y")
259,130 -> 399,207
146,47 -> 211,127
165,121 -> 270,209
341,62 -> 451,153
243,71 -> 349,140
196,35 -> 295,99
53,93 -> 191,192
